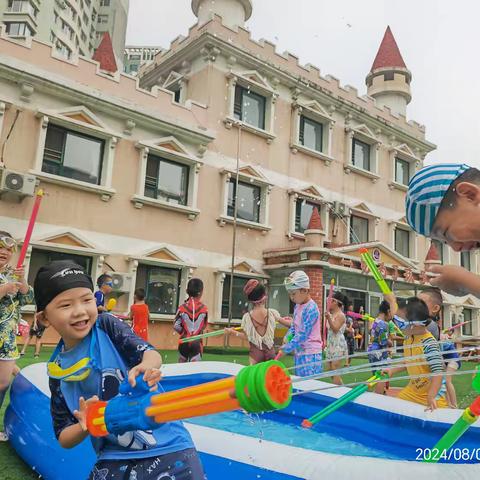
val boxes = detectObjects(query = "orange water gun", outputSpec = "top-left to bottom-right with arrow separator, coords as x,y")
86,360 -> 292,437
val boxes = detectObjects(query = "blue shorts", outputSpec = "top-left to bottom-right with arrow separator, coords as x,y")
89,448 -> 205,480
294,353 -> 323,377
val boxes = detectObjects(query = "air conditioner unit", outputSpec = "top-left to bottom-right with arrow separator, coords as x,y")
0,169 -> 36,197
109,272 -> 133,294
332,201 -> 348,217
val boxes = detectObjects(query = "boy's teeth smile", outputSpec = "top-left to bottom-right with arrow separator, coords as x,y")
72,320 -> 89,329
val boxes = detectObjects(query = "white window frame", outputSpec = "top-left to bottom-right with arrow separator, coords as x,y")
162,72 -> 187,104
460,250 -> 476,273
132,138 -> 202,220
344,124 -> 381,182
347,205 -> 379,244
290,100 -> 335,165
388,144 -> 421,192
215,269 -> 268,323
32,110 -> 118,201
224,71 -> 277,143
348,210 -> 377,245
128,257 -> 192,321
218,167 -> 273,233
287,188 -> 328,240
459,307 -> 477,337
21,241 -> 104,313
392,221 -> 417,261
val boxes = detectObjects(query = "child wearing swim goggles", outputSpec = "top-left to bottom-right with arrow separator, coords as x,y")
0,231 -> 34,441
35,260 -> 204,479
383,297 -> 448,411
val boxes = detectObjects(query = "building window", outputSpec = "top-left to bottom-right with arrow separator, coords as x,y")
350,215 -> 369,244
97,14 -> 108,23
83,12 -> 89,24
173,89 -> 181,103
227,180 -> 261,223
299,115 -> 323,152
5,22 -> 32,36
295,199 -> 318,234
221,275 -> 249,319
395,157 -> 410,186
395,227 -> 410,258
233,85 -> 266,130
81,31 -> 87,42
461,251 -> 472,271
144,154 -> 189,206
8,0 -> 36,16
55,41 -> 72,59
100,0 -> 110,5
462,308 -> 473,336
27,248 -> 92,285
42,125 -> 104,185
352,138 -> 371,171
135,264 -> 180,315
61,20 -> 74,40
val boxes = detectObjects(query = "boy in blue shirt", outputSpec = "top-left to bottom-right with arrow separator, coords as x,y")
95,274 -> 113,313
34,261 -> 204,480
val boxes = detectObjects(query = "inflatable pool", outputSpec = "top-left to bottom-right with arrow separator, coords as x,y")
4,362 -> 480,479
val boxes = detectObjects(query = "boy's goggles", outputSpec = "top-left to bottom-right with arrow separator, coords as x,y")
47,357 -> 92,381
47,331 -> 97,382
0,236 -> 17,251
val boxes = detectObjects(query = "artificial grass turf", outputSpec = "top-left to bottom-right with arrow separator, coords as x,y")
0,347 -> 478,479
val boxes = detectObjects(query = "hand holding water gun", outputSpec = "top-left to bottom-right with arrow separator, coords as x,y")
86,361 -> 292,437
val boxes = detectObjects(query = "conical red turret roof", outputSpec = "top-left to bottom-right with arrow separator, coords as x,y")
92,32 -> 117,73
370,26 -> 406,72
307,207 -> 323,230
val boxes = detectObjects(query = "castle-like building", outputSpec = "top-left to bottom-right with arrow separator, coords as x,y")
0,0 -> 477,348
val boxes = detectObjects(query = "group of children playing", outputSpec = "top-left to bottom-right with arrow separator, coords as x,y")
0,162 -> 479,477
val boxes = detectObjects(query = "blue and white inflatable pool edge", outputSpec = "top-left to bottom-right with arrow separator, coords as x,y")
5,362 -> 480,479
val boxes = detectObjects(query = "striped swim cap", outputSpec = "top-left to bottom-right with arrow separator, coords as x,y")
405,163 -> 470,237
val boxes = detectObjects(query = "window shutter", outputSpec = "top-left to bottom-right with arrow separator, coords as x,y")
299,116 -> 305,145
233,86 -> 243,119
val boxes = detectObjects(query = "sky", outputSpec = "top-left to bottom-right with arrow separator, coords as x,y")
126,0 -> 480,167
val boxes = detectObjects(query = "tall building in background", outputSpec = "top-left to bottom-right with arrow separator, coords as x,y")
124,45 -> 163,76
0,0 -> 128,61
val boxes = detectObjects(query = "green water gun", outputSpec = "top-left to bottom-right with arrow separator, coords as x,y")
360,248 -> 392,295
302,371 -> 388,428
424,367 -> 480,463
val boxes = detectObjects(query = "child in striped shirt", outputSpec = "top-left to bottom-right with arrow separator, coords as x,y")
384,297 -> 448,410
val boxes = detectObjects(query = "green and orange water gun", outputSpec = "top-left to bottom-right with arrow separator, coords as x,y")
86,360 -> 292,437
